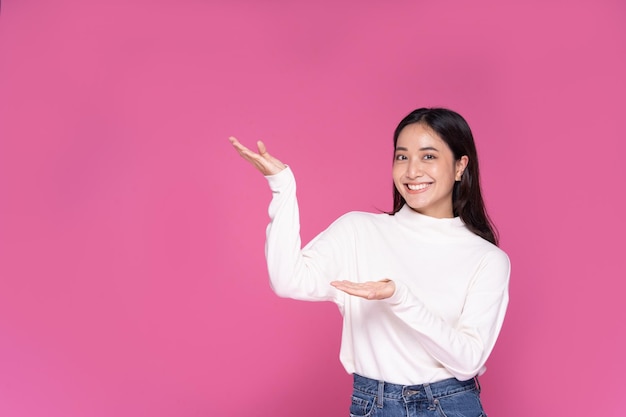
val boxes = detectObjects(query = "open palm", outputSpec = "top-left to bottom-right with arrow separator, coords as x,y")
229,136 -> 286,176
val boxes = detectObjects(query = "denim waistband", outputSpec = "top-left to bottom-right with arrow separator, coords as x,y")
353,373 -> 479,403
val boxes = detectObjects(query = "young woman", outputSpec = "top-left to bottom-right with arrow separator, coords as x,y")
229,107 -> 510,417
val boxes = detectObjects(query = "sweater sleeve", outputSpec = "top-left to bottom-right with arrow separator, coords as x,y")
385,249 -> 510,381
264,167 -> 345,304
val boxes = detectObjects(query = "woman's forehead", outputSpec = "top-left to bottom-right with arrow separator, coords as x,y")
397,123 -> 446,148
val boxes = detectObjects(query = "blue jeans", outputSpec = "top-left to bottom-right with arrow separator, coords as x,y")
349,374 -> 486,417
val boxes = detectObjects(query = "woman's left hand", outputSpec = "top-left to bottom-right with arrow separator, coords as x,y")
330,279 -> 395,300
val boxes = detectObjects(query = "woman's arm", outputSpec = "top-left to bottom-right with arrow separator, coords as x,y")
333,250 -> 510,380
229,137 -> 344,303
389,250 -> 510,380
265,167 -> 345,302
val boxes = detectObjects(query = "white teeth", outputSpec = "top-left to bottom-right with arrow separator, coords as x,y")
407,183 -> 429,191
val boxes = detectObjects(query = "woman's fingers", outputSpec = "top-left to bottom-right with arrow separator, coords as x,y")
257,140 -> 268,155
256,140 -> 287,173
229,136 -> 253,159
330,279 -> 395,300
228,137 -> 286,176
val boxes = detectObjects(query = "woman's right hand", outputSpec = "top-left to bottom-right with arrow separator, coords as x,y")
229,136 -> 287,176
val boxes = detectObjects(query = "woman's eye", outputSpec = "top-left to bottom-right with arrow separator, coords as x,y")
423,154 -> 436,160
395,154 -> 407,161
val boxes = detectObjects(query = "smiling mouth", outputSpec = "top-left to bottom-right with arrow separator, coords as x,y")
407,183 -> 431,191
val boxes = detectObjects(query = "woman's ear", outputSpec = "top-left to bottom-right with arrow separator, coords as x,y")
455,155 -> 469,181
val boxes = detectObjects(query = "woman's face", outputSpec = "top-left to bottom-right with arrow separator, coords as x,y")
392,123 -> 468,218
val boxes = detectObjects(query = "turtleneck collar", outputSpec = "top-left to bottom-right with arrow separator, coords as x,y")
393,204 -> 470,239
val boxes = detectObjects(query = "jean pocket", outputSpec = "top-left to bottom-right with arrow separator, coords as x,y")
435,389 -> 486,417
349,390 -> 377,417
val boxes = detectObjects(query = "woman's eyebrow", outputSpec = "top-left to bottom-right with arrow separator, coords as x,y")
394,146 -> 439,151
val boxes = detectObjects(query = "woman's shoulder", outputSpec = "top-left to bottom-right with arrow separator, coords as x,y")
325,210 -> 393,232
334,210 -> 393,224
473,239 -> 510,270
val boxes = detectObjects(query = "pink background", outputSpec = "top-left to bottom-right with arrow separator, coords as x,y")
1,0 -> 625,416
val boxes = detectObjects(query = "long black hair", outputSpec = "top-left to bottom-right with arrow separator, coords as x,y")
390,108 -> 499,246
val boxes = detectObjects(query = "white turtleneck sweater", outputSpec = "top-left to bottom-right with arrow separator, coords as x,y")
265,167 -> 510,385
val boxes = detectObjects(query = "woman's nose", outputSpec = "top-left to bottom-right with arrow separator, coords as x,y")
406,159 -> 423,179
